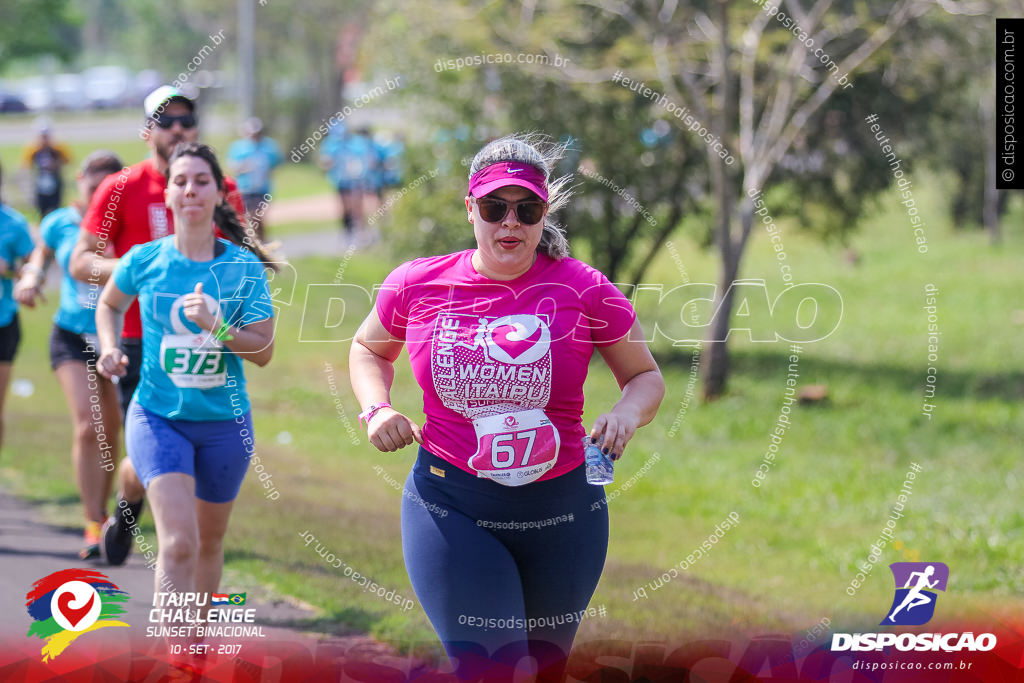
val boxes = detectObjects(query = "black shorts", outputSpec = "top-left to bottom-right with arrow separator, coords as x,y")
117,338 -> 143,420
49,324 -> 100,370
36,192 -> 61,217
0,315 -> 20,362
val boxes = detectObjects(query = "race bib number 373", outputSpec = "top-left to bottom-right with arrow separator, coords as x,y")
159,333 -> 226,389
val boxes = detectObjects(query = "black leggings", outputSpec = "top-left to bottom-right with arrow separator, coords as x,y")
402,447 -> 609,681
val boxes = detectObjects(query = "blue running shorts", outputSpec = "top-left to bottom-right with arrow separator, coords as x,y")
125,400 -> 254,503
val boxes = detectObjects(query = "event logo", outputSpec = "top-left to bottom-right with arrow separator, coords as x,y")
832,560 -> 995,653
480,314 -> 551,365
882,562 -> 949,626
432,313 -> 553,418
25,569 -> 130,662
168,291 -> 221,334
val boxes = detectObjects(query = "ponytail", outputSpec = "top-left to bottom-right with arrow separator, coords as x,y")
213,200 -> 278,271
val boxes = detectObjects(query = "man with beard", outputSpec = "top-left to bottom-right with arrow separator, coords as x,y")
70,85 -> 248,566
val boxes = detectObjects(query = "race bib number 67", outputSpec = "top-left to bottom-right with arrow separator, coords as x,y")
469,409 -> 559,486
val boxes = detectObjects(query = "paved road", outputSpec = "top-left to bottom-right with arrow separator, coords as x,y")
0,106 -> 407,146
0,112 -> 235,146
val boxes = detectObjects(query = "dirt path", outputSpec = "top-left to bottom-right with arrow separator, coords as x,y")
265,193 -> 338,226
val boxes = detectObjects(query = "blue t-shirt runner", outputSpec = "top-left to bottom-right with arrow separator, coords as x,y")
112,236 -> 274,421
0,204 -> 35,330
226,137 -> 283,196
41,207 -> 98,335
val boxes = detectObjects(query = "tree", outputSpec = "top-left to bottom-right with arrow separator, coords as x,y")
367,1 -> 710,284
905,3 -> 1022,244
370,0 -> 988,398
571,0 -> 997,398
0,0 -> 79,69
251,0 -> 373,149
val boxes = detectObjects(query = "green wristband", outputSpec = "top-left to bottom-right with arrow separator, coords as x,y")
214,320 -> 234,342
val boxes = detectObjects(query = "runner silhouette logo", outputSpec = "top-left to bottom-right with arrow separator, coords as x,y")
882,562 -> 949,626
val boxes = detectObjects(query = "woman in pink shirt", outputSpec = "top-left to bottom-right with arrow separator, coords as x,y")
350,134 -> 664,682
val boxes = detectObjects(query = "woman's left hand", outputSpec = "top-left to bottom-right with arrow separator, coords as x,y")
13,279 -> 44,307
588,410 -> 640,461
182,282 -> 219,332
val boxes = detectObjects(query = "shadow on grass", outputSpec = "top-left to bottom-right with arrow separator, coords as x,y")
223,548 -> 385,635
654,348 -> 1024,402
259,611 -> 377,636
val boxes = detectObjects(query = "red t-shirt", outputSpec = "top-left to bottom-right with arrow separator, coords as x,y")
82,158 -> 246,338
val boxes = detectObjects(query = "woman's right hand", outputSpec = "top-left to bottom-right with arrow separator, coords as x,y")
97,347 -> 129,379
368,407 -> 424,452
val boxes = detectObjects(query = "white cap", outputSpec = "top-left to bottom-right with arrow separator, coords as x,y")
143,85 -> 194,119
242,116 -> 263,136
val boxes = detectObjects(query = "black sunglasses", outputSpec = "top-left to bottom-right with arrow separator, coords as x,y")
152,113 -> 197,130
473,196 -> 547,224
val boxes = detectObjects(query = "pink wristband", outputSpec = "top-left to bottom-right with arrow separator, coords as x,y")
358,402 -> 392,428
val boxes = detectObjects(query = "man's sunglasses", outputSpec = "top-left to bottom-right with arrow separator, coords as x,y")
152,113 -> 197,130
473,196 -> 547,224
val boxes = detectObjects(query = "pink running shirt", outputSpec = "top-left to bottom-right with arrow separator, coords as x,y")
375,250 -> 637,481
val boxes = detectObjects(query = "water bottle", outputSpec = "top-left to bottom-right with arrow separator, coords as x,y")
583,435 -> 614,485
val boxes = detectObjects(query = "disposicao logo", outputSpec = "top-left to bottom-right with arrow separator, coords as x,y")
25,569 -> 130,661
882,562 -> 948,626
831,562 -> 996,653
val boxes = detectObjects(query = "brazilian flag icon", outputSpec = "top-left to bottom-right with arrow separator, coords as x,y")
229,593 -> 247,605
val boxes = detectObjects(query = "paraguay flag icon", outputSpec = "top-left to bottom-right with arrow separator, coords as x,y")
881,562 -> 949,626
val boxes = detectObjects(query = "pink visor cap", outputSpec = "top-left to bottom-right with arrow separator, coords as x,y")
468,162 -> 548,202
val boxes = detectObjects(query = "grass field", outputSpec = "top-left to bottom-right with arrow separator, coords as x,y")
2,169 -> 1021,656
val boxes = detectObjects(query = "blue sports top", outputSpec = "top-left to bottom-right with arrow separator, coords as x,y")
41,207 -> 98,335
226,138 -> 282,195
112,236 -> 274,421
0,204 -> 34,327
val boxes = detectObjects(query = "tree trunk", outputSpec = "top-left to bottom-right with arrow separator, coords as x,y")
701,237 -> 740,400
701,175 -> 738,399
701,0 -> 736,401
983,127 -> 1002,245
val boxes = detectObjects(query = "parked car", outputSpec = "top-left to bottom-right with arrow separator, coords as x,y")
19,76 -> 52,111
52,73 -> 87,110
0,90 -> 28,113
83,66 -> 133,109
133,69 -> 163,104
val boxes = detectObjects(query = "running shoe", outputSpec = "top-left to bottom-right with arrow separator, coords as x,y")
79,520 -> 102,560
101,498 -> 144,566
